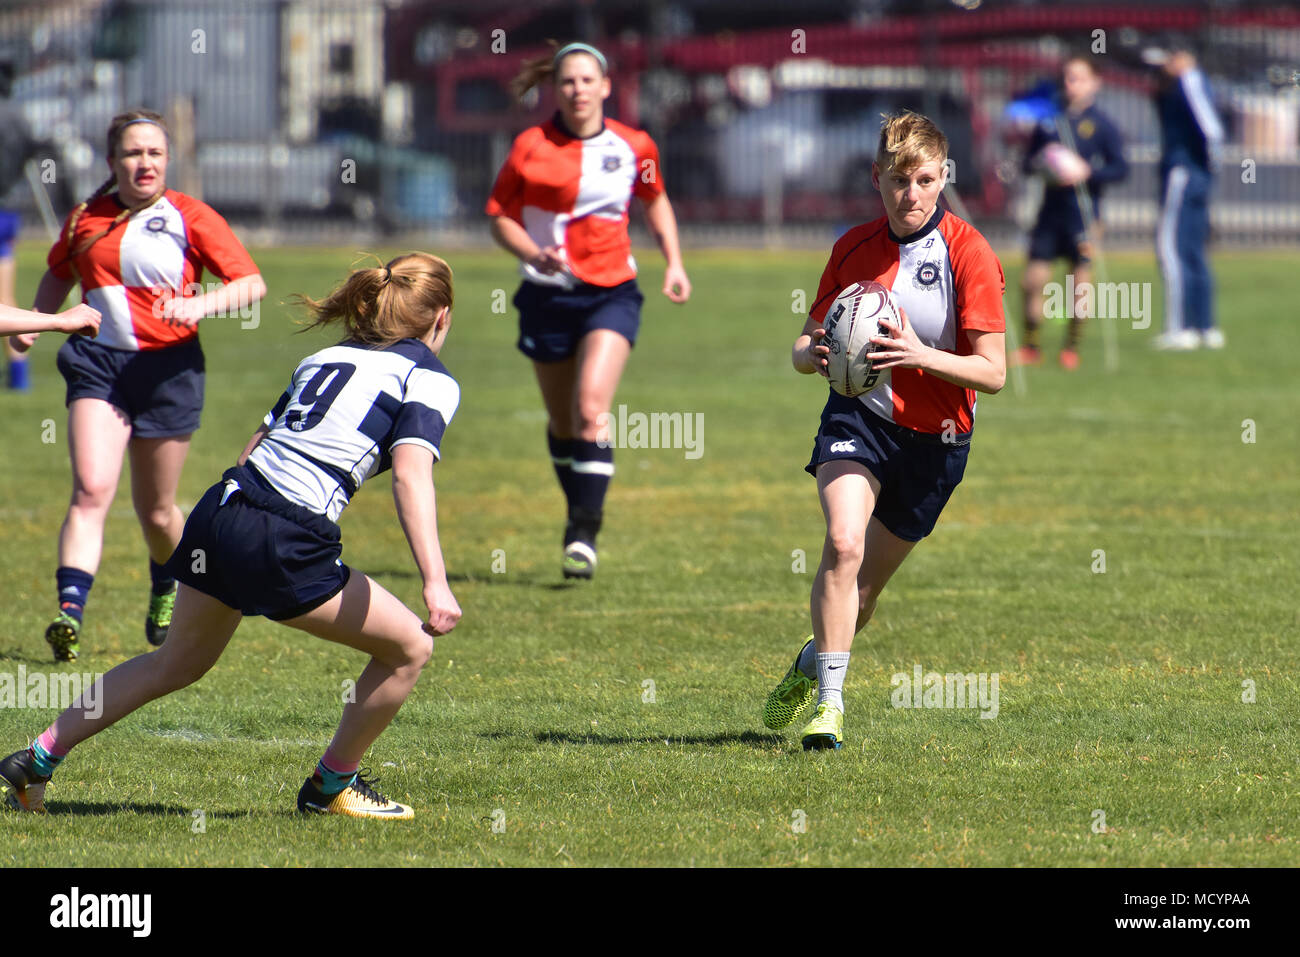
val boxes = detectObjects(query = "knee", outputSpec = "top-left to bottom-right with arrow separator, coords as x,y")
70,480 -> 116,513
138,502 -> 178,534
823,529 -> 865,573
574,397 -> 609,442
396,630 -> 434,674
152,650 -> 211,693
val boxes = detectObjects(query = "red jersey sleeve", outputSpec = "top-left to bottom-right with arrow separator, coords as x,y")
631,130 -> 665,202
173,193 -> 259,282
46,211 -> 79,282
485,128 -> 538,222
948,225 -> 1006,333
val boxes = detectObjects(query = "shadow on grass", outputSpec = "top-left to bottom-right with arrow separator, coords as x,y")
368,568 -> 579,592
479,729 -> 782,749
46,803 -> 253,819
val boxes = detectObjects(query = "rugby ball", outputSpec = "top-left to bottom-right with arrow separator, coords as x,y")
821,281 -> 902,398
1038,142 -> 1091,187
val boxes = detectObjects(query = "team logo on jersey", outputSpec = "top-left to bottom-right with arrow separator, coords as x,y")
146,216 -> 167,232
602,154 -> 622,172
913,260 -> 941,289
829,440 -> 857,454
1077,118 -> 1096,140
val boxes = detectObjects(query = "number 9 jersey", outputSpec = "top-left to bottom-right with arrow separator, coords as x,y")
248,338 -> 460,521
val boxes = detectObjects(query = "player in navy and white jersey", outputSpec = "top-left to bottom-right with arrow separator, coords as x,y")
1013,54 -> 1128,370
1150,46 -> 1225,351
1,253 -> 460,821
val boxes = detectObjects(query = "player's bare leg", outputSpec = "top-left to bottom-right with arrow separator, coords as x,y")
283,572 -> 432,818
3,585 -> 241,812
46,398 -> 132,659
1061,258 -> 1092,369
800,460 -> 881,748
129,434 -> 191,645
1014,259 -> 1052,365
854,517 -> 918,632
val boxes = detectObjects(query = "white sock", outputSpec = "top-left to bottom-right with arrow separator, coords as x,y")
816,652 -> 850,711
797,638 -> 817,678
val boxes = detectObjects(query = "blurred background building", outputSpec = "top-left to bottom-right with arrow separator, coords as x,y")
2,0 -> 1297,247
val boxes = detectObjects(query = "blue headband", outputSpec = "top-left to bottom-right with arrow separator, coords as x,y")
553,42 -> 607,73
119,118 -> 163,132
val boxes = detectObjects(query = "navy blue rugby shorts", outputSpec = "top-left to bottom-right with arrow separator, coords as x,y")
806,392 -> 971,542
164,464 -> 351,620
57,335 -> 205,438
514,279 -> 643,362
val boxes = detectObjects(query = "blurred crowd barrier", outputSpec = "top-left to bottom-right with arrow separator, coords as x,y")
3,0 -> 1297,247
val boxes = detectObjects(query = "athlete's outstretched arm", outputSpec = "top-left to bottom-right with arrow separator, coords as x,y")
9,271 -> 78,352
641,192 -> 691,303
0,302 -> 99,338
391,443 -> 460,636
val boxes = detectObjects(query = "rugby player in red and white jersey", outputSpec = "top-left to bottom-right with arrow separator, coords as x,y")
487,42 -> 690,580
762,111 -> 1007,750
12,110 -> 267,661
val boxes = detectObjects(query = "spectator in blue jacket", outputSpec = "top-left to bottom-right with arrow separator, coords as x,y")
1151,47 -> 1225,351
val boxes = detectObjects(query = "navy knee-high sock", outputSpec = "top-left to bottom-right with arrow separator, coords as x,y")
547,430 -> 577,507
569,440 -> 613,540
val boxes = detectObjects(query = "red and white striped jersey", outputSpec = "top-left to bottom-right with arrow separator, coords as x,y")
47,190 -> 259,352
809,209 -> 1005,434
486,113 -> 664,289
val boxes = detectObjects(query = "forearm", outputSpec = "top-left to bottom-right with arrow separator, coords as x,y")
0,306 -> 61,337
490,216 -> 541,263
792,334 -> 818,374
192,273 -> 267,319
392,464 -> 448,588
644,195 -> 684,268
919,347 -> 1005,394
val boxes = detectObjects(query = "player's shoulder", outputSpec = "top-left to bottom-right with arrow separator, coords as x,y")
382,337 -> 455,379
937,210 -> 996,258
605,118 -> 655,151
829,216 -> 890,265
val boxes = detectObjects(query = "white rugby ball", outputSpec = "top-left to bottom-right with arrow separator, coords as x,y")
821,280 -> 902,398
1038,142 -> 1091,186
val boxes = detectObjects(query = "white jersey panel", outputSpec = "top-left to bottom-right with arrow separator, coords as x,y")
247,339 -> 459,522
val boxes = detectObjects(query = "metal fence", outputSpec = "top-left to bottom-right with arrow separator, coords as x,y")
3,0 -> 1298,247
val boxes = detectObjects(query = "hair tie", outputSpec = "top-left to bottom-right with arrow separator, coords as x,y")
383,266 -> 392,282
553,42 -> 607,73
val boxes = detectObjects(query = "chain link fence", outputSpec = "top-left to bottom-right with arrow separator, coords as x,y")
3,0 -> 1297,247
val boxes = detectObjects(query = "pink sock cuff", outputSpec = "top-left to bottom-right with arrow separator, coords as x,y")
36,728 -> 69,758
319,749 -> 359,775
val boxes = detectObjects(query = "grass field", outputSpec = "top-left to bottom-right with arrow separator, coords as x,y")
1,241 -> 1296,867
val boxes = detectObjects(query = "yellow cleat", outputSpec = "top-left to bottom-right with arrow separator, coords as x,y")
762,637 -> 817,730
297,770 -> 413,820
800,703 -> 844,751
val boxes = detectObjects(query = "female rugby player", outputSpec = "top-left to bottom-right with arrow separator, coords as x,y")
762,112 -> 1006,750
2,252 -> 461,820
14,110 -> 267,660
487,41 -> 691,579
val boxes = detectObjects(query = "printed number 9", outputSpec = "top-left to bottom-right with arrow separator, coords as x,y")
285,362 -> 356,432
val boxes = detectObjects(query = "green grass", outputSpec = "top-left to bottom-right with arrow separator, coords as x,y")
1,242 -> 1296,866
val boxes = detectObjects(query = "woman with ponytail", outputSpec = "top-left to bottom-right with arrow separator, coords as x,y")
2,253 -> 462,820
13,110 -> 267,661
487,42 -> 691,580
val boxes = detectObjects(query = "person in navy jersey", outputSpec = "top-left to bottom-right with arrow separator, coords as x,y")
1013,55 -> 1128,370
1150,45 -> 1225,351
1,253 -> 461,821
487,41 -> 691,580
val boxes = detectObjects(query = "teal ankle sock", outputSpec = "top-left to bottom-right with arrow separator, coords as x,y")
31,741 -> 64,778
314,760 -> 358,796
